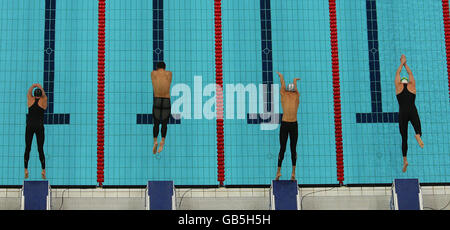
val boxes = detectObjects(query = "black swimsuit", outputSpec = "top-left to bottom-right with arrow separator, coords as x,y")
396,84 -> 422,157
278,120 -> 298,167
24,98 -> 46,169
153,97 -> 171,138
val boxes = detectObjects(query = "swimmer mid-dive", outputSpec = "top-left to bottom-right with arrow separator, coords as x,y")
24,83 -> 47,179
395,54 -> 424,173
275,72 -> 300,181
151,62 -> 172,154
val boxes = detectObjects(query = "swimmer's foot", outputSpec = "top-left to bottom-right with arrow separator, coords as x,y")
24,169 -> 28,179
41,169 -> 46,180
291,166 -> 296,181
153,142 -> 158,154
415,134 -> 424,148
402,161 -> 409,173
157,141 -> 165,153
275,172 -> 281,181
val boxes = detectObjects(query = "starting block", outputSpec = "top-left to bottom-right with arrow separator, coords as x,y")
21,180 -> 51,210
390,179 -> 423,210
146,180 -> 176,210
270,180 -> 300,210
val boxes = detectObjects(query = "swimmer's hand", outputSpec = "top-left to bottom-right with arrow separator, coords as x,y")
400,54 -> 406,65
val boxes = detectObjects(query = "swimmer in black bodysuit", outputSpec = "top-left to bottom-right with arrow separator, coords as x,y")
395,55 -> 424,173
24,83 -> 48,179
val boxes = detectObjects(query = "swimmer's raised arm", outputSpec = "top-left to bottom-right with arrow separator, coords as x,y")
34,84 -> 47,99
404,62 -> 415,86
395,55 -> 405,85
27,83 -> 38,98
276,72 -> 286,93
293,78 -> 300,95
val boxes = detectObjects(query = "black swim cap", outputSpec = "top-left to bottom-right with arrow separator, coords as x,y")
34,88 -> 42,97
156,62 -> 166,70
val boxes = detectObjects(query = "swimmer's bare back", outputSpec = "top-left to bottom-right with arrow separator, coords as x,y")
151,69 -> 172,99
280,92 -> 300,122
277,72 -> 300,122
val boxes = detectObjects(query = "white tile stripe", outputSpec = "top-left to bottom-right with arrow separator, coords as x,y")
1,186 -> 449,198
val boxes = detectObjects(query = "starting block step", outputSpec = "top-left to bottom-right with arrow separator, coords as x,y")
22,180 -> 51,210
146,180 -> 176,210
390,178 -> 423,210
270,180 -> 300,210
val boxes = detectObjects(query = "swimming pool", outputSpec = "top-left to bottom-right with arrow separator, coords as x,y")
0,0 -> 448,186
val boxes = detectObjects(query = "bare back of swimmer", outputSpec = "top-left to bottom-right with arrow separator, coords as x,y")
275,72 -> 300,181
151,62 -> 172,154
395,54 -> 424,173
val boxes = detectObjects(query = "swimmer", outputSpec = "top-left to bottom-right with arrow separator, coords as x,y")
24,83 -> 47,179
151,62 -> 172,154
395,54 -> 424,173
275,72 -> 300,181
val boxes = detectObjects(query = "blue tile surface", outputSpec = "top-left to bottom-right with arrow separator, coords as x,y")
0,0 -> 448,185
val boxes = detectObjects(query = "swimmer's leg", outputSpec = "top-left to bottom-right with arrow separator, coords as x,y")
24,125 -> 33,179
157,121 -> 168,153
153,119 -> 160,154
157,100 -> 171,153
36,126 -> 46,179
289,123 -> 298,180
410,109 -> 423,148
276,123 -> 288,180
399,113 -> 409,172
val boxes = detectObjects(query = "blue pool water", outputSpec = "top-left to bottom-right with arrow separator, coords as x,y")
0,0 -> 448,186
